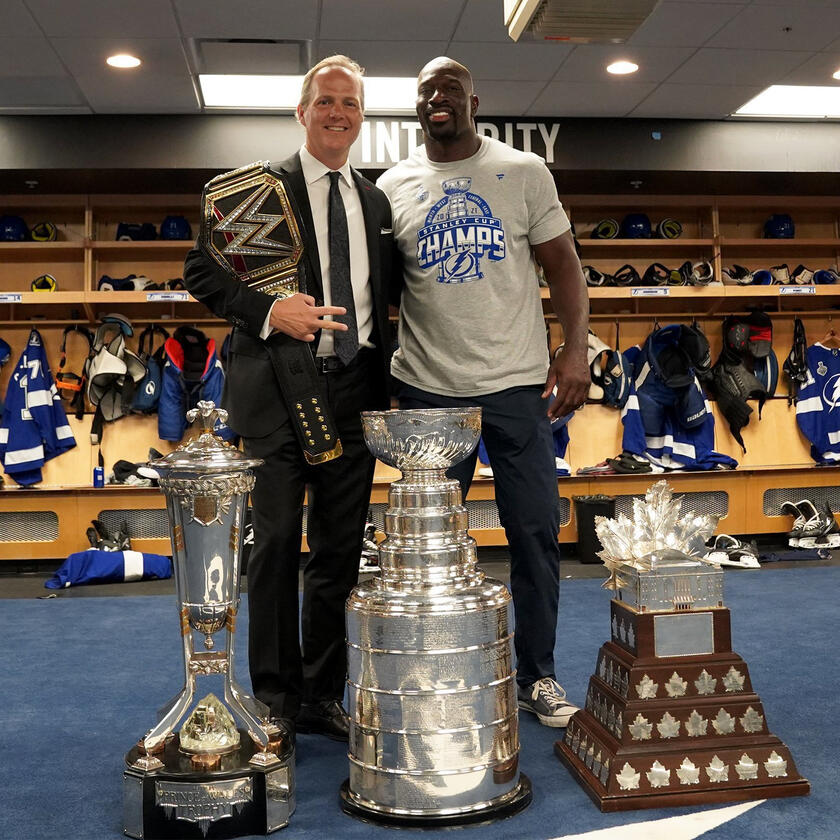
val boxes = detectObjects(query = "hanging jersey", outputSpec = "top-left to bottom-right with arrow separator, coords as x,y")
794,342 -> 840,463
621,342 -> 737,471
0,330 -> 76,485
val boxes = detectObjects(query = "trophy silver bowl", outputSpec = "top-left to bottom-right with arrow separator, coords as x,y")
340,408 -> 531,826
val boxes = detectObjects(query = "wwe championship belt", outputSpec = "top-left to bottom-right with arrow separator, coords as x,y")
201,161 -> 342,464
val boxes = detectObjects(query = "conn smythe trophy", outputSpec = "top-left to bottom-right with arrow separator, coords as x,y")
341,408 -> 532,826
201,161 -> 341,465
123,402 -> 294,839
555,482 -> 809,811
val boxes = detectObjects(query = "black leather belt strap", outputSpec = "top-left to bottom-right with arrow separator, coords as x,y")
264,332 -> 343,464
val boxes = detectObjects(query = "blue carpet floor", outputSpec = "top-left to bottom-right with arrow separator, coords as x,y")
1,567 -> 836,839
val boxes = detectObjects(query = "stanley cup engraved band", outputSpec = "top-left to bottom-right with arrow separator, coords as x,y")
200,161 -> 342,464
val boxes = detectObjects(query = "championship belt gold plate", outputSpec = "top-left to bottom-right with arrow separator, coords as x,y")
200,162 -> 343,465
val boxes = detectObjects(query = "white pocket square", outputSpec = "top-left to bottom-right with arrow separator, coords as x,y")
380,227 -> 392,234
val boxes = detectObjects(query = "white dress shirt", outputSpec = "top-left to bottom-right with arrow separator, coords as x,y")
261,146 -> 374,356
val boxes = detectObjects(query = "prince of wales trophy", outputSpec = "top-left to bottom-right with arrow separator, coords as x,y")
123,402 -> 294,839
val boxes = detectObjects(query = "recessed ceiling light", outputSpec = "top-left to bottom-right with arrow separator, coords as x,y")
106,54 -> 141,69
199,74 -> 416,112
833,68 -> 840,80
607,61 -> 639,76
734,85 -> 840,118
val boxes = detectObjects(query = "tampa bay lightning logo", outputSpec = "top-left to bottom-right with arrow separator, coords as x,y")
823,373 -> 840,411
416,177 -> 506,283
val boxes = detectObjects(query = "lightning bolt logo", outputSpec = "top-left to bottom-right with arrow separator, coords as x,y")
823,373 -> 840,411
214,185 -> 292,257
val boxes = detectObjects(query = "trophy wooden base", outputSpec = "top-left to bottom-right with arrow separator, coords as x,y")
555,601 -> 809,812
123,730 -> 295,838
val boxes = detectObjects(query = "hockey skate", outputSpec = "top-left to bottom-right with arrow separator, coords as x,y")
704,534 -> 760,569
795,500 -> 840,549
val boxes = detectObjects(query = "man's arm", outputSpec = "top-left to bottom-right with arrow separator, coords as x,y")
184,246 -> 347,342
532,230 -> 590,419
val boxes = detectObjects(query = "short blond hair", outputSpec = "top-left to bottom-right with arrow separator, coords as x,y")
299,55 -> 365,111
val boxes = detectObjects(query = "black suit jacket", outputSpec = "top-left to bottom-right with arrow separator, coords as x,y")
183,152 -> 398,438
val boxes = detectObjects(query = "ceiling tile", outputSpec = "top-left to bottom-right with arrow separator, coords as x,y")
199,41 -> 306,74
628,2 -> 745,47
2,0 -> 44,37
74,72 -> 199,112
319,0 -> 466,41
629,83 -> 764,118
552,45 -> 695,84
452,0 -> 511,43
473,81 -> 545,115
668,48 -> 811,86
526,80 -> 657,117
711,4 -> 840,51
25,0 -> 178,37
780,52 -> 840,84
0,39 -> 67,76
448,42 -> 572,81
318,41 -> 448,77
51,38 -> 190,76
0,76 -> 84,106
174,0 -> 318,40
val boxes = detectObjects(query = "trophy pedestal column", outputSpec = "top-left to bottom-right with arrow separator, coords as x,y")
555,601 -> 809,811
124,732 -> 294,838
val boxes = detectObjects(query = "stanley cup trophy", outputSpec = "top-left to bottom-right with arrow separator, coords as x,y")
340,408 -> 532,826
123,402 -> 295,839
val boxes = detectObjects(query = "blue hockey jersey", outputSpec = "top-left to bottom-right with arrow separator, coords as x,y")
794,342 -> 840,463
621,332 -> 737,471
0,330 -> 76,486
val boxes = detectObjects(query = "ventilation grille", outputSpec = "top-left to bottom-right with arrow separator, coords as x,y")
98,509 -> 170,540
764,486 -> 840,517
507,0 -> 659,42
0,511 -> 58,542
616,490 -> 728,520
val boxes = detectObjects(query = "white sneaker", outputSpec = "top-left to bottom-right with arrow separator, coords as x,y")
518,677 -> 579,727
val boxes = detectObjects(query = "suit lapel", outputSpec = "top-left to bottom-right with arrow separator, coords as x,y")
352,169 -> 384,311
276,154 -> 323,300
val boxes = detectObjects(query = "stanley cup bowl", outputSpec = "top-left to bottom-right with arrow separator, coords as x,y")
361,408 -> 482,473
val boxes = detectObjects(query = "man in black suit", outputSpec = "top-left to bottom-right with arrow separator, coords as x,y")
183,55 -> 396,744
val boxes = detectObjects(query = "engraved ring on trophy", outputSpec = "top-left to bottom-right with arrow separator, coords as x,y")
340,408 -> 533,826
123,402 -> 295,839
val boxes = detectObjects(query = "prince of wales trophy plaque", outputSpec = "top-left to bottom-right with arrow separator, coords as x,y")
340,408 -> 532,826
123,402 -> 294,839
555,481 -> 809,811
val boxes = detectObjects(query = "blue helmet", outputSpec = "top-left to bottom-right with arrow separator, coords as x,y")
620,213 -> 651,239
763,213 -> 794,239
0,215 -> 29,241
160,215 -> 192,240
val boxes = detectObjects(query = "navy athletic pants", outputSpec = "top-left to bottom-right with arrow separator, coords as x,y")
397,380 -> 563,688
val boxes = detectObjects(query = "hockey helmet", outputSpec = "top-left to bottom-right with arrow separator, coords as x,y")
763,213 -> 794,239
160,215 -> 192,240
619,213 -> 651,239
0,215 -> 29,241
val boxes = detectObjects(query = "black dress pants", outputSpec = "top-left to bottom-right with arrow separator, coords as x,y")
243,350 -> 378,718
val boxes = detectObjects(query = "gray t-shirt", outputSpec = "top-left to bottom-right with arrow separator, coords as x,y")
377,135 -> 570,396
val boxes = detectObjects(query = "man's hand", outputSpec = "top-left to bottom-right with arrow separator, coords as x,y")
268,293 -> 348,342
543,346 -> 589,420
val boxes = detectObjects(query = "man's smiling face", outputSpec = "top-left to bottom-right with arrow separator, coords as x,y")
416,59 -> 477,144
297,66 -> 363,167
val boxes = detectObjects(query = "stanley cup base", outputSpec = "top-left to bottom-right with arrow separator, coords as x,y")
123,732 -> 295,839
338,775 -> 532,828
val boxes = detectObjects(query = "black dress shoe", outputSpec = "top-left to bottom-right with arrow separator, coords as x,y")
296,699 -> 350,741
267,716 -> 296,751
